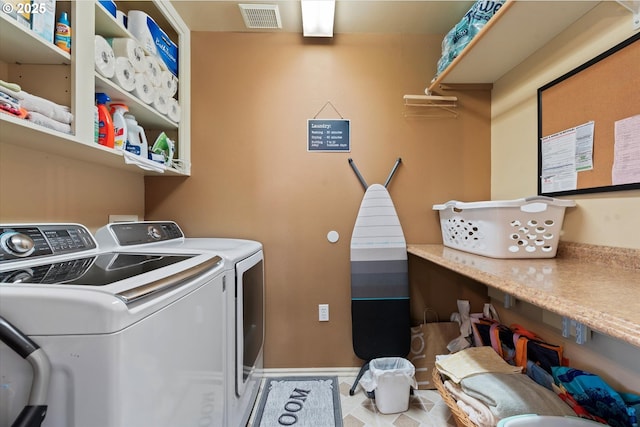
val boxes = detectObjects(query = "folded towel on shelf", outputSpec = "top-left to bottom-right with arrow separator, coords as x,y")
0,90 -> 21,108
435,346 -> 522,383
461,372 -> 575,420
0,79 -> 21,93
0,81 -> 73,124
1,90 -> 28,118
26,111 -> 72,134
444,380 -> 497,427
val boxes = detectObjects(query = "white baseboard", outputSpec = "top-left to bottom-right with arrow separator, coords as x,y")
260,367 -> 361,378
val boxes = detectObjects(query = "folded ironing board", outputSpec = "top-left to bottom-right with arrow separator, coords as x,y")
348,159 -> 410,395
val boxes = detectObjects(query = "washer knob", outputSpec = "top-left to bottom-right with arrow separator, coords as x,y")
147,225 -> 162,240
1,232 -> 35,257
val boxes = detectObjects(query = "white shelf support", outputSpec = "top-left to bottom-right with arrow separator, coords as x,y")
503,293 -> 515,309
561,316 -> 591,345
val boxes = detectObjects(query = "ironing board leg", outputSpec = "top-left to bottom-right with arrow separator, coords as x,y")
349,361 -> 370,396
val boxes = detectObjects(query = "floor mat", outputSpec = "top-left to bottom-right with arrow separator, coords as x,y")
252,376 -> 343,427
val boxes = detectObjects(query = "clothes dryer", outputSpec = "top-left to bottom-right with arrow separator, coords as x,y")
95,221 -> 264,427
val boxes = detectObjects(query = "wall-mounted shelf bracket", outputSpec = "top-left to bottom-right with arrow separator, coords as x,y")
403,94 -> 458,118
503,293 -> 515,309
616,0 -> 640,30
561,316 -> 591,345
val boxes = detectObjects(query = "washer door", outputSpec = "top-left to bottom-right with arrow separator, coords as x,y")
235,250 -> 264,396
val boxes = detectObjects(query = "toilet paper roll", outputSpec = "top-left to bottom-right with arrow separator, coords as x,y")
111,57 -> 136,92
158,70 -> 178,98
167,98 -> 181,123
132,73 -> 155,104
108,38 -> 147,73
95,35 -> 115,78
144,55 -> 162,88
152,91 -> 169,115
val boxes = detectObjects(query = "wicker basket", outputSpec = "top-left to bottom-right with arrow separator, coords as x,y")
432,367 -> 478,427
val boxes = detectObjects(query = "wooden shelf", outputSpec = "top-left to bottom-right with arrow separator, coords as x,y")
1,1 -> 190,176
428,0 -> 600,93
0,114 -> 184,176
95,74 -> 178,130
0,12 -> 70,65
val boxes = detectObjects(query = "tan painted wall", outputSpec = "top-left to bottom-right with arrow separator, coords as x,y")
145,32 -> 492,368
491,2 -> 640,249
0,143 -> 144,230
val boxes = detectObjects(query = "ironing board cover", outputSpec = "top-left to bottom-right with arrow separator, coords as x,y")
350,184 -> 410,360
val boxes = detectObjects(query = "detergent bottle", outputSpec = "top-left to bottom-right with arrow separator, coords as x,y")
109,103 -> 129,150
95,93 -> 114,148
54,12 -> 72,53
124,114 -> 148,158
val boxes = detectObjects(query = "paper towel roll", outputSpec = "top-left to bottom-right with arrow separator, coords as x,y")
133,73 -> 155,105
95,35 -> 115,78
158,70 -> 178,98
116,10 -> 127,29
167,98 -> 181,123
127,10 -> 156,55
111,57 -> 136,92
152,92 -> 169,115
108,38 -> 147,73
145,55 -> 162,88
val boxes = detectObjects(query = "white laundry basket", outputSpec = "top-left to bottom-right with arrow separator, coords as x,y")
433,196 -> 575,259
497,415 -> 604,426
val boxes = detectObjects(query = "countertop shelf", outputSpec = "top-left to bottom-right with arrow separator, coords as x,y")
407,243 -> 640,348
427,0 -> 600,93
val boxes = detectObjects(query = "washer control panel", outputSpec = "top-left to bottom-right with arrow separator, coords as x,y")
0,224 -> 97,263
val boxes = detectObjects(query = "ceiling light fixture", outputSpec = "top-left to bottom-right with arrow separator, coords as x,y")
301,0 -> 335,37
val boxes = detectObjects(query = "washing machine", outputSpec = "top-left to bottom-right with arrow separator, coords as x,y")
0,223 -> 227,427
95,221 -> 264,427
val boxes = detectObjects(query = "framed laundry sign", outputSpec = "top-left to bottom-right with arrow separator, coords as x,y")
307,119 -> 351,152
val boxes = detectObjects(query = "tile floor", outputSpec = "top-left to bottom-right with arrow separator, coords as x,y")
250,375 -> 458,427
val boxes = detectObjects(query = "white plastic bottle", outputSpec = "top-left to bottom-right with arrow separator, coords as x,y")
124,113 -> 148,158
110,103 -> 129,150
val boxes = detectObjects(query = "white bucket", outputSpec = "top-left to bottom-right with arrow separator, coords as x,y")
374,371 -> 412,414
361,357 -> 417,414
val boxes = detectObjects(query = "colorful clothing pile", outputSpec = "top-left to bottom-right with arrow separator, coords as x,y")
553,367 -> 640,427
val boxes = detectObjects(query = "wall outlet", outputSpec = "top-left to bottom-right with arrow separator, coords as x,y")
318,304 -> 329,322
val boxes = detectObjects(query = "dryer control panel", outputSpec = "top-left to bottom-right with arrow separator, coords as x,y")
100,221 -> 184,246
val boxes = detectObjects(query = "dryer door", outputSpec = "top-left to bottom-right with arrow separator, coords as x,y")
235,250 -> 264,396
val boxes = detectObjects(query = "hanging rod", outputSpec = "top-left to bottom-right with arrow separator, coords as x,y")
403,94 -> 458,118
403,94 -> 457,107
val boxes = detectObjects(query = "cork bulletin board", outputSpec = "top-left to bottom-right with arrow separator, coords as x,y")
537,32 -> 640,197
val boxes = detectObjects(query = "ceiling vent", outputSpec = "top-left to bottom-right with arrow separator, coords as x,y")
238,4 -> 282,29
